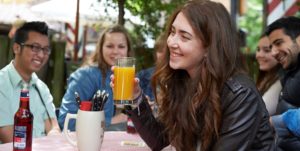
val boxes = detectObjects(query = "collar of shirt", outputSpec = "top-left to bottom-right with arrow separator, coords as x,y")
7,60 -> 38,89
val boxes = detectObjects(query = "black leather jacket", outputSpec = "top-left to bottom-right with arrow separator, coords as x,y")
129,74 -> 276,151
276,55 -> 300,114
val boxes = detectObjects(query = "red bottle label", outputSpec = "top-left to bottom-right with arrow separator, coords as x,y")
13,126 -> 27,149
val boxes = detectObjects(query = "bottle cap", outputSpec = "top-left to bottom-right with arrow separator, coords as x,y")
80,101 -> 92,111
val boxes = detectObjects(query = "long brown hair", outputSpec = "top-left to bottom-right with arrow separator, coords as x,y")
256,66 -> 281,95
152,0 -> 245,150
82,24 -> 132,83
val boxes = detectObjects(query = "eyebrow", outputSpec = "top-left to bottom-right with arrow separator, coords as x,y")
272,39 -> 283,45
31,42 -> 49,47
262,46 -> 271,50
179,30 -> 192,37
171,25 -> 193,37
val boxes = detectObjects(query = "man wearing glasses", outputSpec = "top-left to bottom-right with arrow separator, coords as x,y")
0,21 -> 60,143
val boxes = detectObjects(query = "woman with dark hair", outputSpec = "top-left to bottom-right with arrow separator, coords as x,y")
111,0 -> 276,150
256,34 -> 282,115
59,24 -> 131,131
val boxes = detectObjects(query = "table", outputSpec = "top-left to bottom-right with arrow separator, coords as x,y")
0,131 -> 173,151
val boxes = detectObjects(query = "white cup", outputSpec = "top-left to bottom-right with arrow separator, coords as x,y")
63,110 -> 105,151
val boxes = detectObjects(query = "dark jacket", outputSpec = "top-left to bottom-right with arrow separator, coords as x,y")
276,55 -> 300,114
129,74 -> 276,151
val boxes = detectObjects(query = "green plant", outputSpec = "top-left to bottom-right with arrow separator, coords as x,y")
239,0 -> 263,54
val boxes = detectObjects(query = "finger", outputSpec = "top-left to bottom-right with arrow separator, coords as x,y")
110,75 -> 115,88
110,74 -> 115,81
134,78 -> 140,84
147,96 -> 154,107
134,78 -> 140,92
111,66 -> 115,72
110,82 -> 114,88
145,95 -> 152,104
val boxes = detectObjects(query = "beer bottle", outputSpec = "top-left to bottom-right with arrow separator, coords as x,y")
13,83 -> 33,151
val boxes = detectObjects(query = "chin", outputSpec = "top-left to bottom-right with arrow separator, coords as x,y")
169,62 -> 176,69
32,68 -> 41,73
260,66 -> 269,71
31,65 -> 43,72
169,63 -> 181,70
108,61 -> 114,66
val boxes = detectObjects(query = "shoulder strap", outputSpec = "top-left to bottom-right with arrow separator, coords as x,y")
34,84 -> 52,125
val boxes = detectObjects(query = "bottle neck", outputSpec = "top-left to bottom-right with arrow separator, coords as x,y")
19,99 -> 30,110
19,90 -> 30,110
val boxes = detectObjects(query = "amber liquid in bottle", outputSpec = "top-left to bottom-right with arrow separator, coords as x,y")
13,85 -> 33,151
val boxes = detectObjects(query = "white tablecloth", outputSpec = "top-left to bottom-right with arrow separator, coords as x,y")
0,131 -> 173,151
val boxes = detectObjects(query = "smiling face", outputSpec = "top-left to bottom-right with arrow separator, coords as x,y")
167,12 -> 205,78
102,32 -> 128,66
256,36 -> 279,71
269,29 -> 300,69
13,31 -> 50,76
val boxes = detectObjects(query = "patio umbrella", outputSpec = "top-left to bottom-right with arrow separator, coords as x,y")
0,0 -> 66,32
0,3 -> 41,24
31,0 -> 116,61
30,0 -> 110,24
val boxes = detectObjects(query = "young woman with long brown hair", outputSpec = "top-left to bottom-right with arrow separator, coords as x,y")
59,24 -> 131,131
256,33 -> 282,115
112,0 -> 275,150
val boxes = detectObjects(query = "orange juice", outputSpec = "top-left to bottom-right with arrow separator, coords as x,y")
113,66 -> 135,101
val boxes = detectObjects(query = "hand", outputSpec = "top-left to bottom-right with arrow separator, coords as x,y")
111,113 -> 128,124
47,128 -> 61,136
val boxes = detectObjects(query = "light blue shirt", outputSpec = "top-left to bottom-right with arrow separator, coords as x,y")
0,61 -> 56,138
58,66 -> 114,131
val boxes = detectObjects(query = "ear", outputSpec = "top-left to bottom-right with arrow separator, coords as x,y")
13,43 -> 21,55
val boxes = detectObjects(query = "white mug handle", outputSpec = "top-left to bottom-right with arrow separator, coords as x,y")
63,113 -> 77,147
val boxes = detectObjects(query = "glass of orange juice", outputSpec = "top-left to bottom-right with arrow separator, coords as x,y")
113,57 -> 135,107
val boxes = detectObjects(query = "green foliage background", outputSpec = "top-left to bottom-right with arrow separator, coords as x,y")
239,0 -> 300,54
102,0 -> 300,71
103,0 -> 186,70
238,0 -> 263,54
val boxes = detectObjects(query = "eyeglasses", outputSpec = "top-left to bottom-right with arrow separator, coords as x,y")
20,43 -> 51,55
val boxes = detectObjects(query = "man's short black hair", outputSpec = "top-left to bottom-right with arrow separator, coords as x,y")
13,21 -> 49,44
265,16 -> 300,40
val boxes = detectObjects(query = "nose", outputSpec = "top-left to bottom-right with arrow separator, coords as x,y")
111,47 -> 119,54
167,35 -> 179,49
256,51 -> 263,59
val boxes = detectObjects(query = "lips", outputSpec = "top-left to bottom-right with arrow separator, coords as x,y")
33,59 -> 42,65
110,56 -> 119,63
257,59 -> 267,68
170,51 -> 183,58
